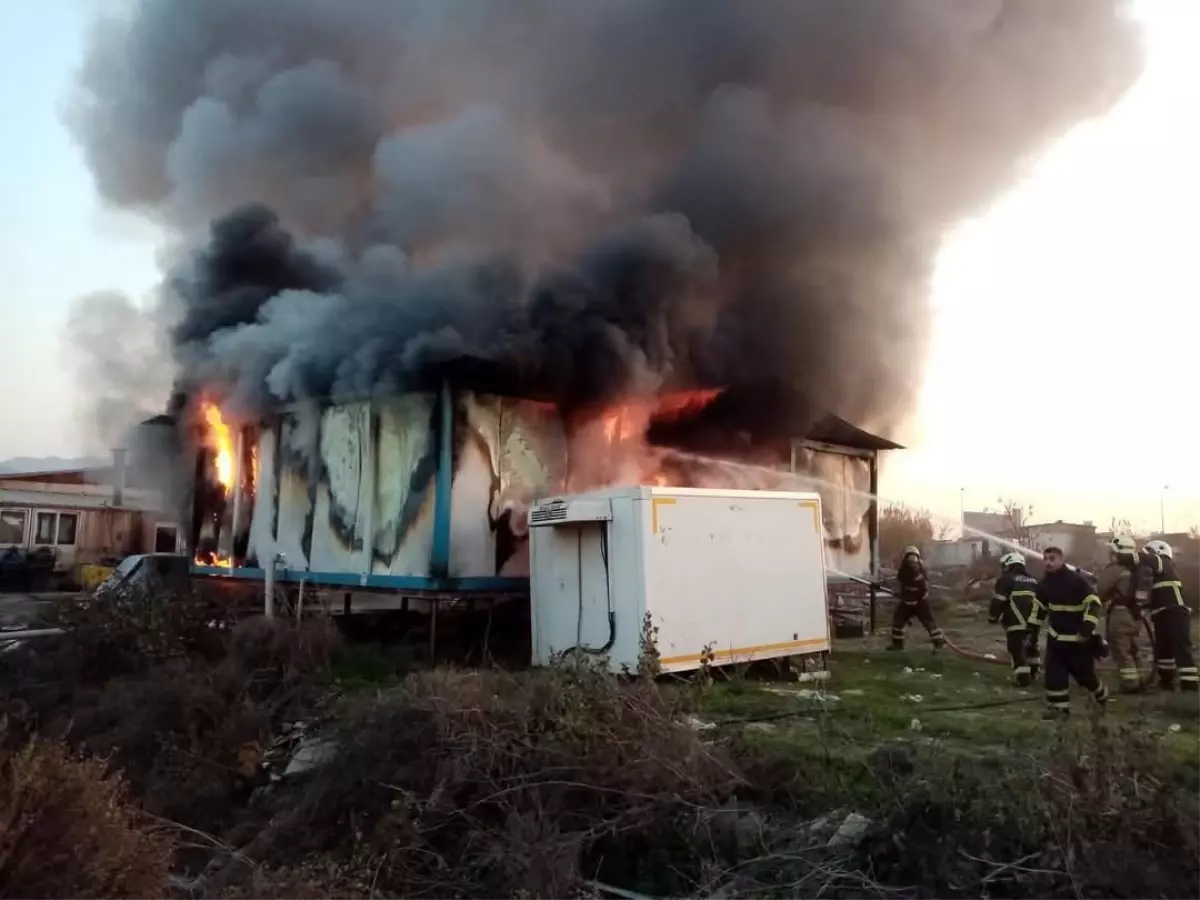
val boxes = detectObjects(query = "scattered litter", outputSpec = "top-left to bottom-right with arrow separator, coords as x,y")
684,715 -> 717,731
983,653 -> 998,660
744,722 -> 778,734
910,718 -> 923,732
901,693 -> 924,703
914,667 -> 926,672
795,670 -> 831,683
929,673 -> 943,679
762,687 -> 839,702
902,666 -> 914,674
842,688 -> 865,696
1168,724 -> 1182,733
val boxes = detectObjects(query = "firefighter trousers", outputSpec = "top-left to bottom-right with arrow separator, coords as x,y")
890,598 -> 945,649
1044,639 -> 1108,714
1005,629 -> 1037,686
1106,604 -> 1147,692
1152,606 -> 1199,692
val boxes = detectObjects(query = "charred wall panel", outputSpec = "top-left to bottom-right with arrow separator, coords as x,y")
370,394 -> 437,576
245,427 -> 278,567
449,393 -> 568,578
274,415 -> 314,569
791,445 -> 872,578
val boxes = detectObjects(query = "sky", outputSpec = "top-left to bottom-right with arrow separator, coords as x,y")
0,0 -> 1196,536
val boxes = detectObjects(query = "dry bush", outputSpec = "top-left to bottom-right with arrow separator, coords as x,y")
247,664 -> 745,898
2,607 -> 342,834
0,737 -> 172,899
849,725 -> 1200,899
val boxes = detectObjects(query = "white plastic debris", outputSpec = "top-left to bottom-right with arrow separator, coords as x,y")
762,687 -> 839,702
902,666 -> 914,674
909,718 -> 923,732
983,653 -> 998,660
684,715 -> 717,731
929,673 -> 943,679
827,812 -> 873,848
842,688 -> 865,696
914,667 -> 926,672
284,737 -> 338,777
1168,724 -> 1182,733
902,693 -> 924,703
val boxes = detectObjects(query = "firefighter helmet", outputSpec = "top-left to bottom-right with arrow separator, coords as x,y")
1144,539 -> 1174,559
903,545 -> 921,558
1108,534 -> 1136,555
999,551 -> 1024,569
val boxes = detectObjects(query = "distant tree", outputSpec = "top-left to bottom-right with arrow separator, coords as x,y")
879,504 -> 935,567
995,497 -> 1034,549
1189,524 -> 1199,541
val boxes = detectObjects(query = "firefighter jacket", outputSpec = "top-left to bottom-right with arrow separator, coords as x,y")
1096,558 -> 1138,612
1134,550 -> 1159,604
1032,567 -> 1101,643
897,559 -> 928,604
990,568 -> 1039,631
1149,555 -> 1187,615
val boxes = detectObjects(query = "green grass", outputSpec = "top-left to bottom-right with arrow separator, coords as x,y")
692,599 -> 1200,769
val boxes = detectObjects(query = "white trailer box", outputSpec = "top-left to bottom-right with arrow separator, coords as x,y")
527,486 -> 831,674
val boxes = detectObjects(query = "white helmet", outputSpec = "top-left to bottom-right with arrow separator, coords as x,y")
1144,540 -> 1174,559
1108,534 -> 1136,555
1000,551 -> 1024,569
903,545 -> 921,558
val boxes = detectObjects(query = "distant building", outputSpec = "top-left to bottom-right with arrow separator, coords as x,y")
922,538 -> 986,569
961,509 -> 1023,557
1026,520 -> 1097,563
0,450 -> 183,577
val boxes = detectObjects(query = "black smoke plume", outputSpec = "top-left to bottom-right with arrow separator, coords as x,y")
64,0 -> 1143,445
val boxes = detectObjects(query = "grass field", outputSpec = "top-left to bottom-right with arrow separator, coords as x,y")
691,597 -> 1200,768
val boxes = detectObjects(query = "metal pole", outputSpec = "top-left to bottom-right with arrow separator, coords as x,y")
264,554 -> 275,618
868,451 -> 880,636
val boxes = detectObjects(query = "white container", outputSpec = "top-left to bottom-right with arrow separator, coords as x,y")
527,486 -> 831,674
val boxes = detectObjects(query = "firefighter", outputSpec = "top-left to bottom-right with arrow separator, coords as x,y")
1031,546 -> 1109,718
1144,540 -> 1198,692
989,551 -> 1040,686
888,546 -> 946,651
1097,535 -> 1149,693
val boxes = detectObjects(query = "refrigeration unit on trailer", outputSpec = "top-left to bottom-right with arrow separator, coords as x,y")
527,486 -> 831,674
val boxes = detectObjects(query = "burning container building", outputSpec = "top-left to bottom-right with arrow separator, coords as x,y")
185,381 -> 898,615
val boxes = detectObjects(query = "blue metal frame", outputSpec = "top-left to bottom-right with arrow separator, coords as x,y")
430,379 -> 453,578
191,565 -> 526,592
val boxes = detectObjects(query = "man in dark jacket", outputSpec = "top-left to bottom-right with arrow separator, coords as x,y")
889,546 -> 945,651
990,551 -> 1040,686
1031,547 -> 1109,718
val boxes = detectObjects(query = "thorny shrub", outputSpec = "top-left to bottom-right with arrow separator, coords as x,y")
856,723 -> 1200,899
0,737 -> 173,899
1,593 -> 342,833
240,663 -> 746,898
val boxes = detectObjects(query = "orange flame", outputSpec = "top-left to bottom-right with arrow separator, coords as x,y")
193,550 -> 232,569
200,402 -> 234,491
569,389 -> 724,490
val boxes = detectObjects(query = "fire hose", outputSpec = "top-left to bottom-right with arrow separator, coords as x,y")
840,573 -> 1158,678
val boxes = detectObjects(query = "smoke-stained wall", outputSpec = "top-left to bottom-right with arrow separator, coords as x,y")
224,390 -> 873,581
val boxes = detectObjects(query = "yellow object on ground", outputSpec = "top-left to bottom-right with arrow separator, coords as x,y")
78,563 -> 115,590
